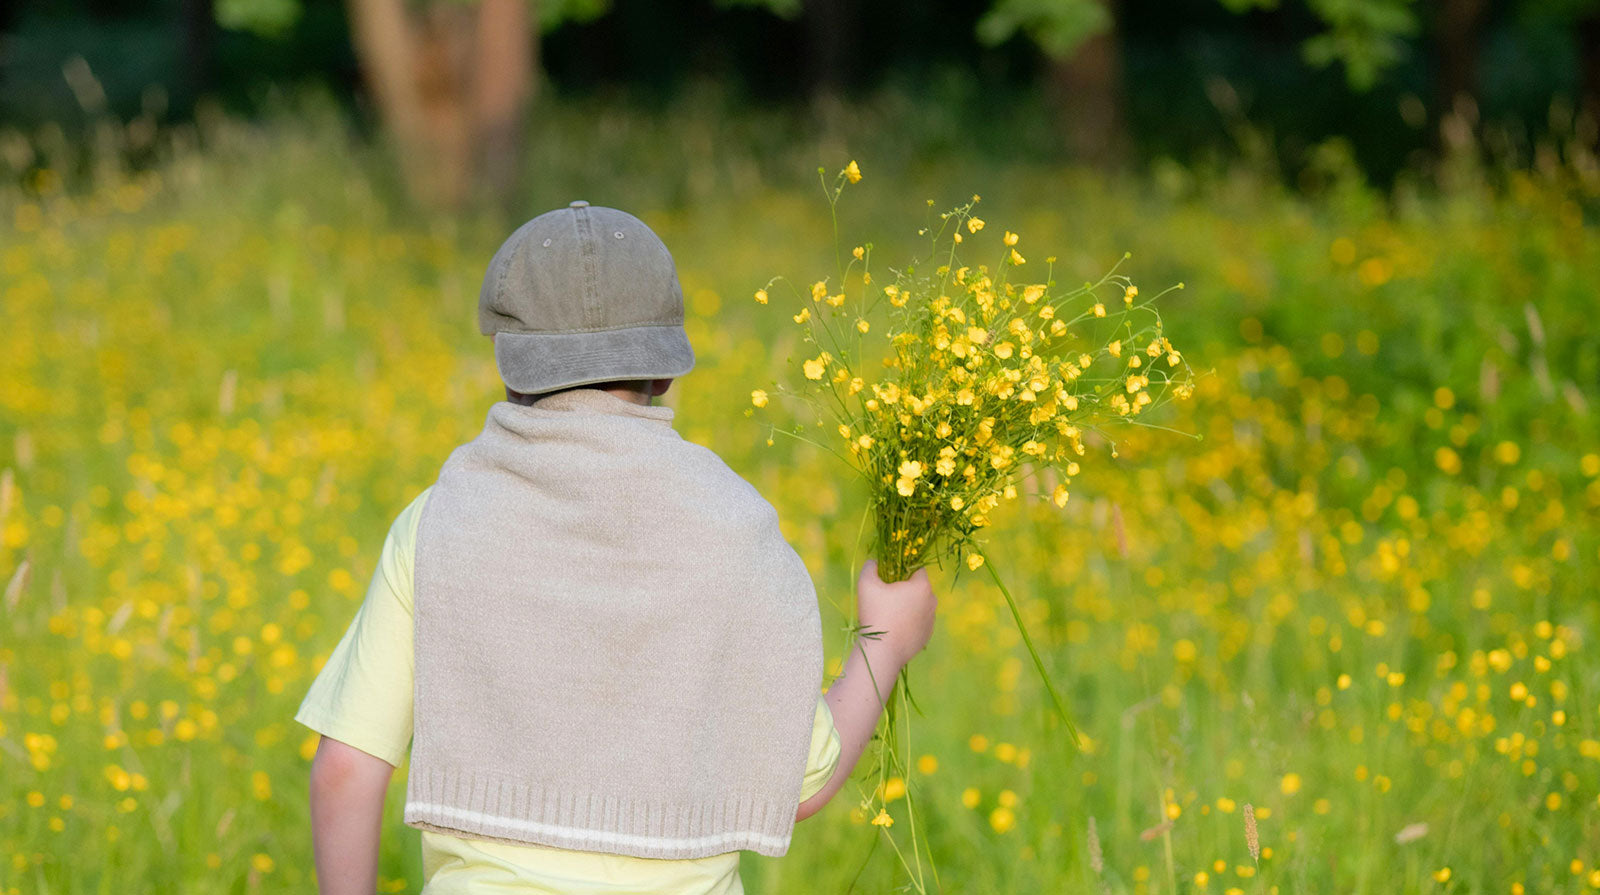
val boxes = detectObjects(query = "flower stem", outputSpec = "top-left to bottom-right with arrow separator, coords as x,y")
983,559 -> 1082,751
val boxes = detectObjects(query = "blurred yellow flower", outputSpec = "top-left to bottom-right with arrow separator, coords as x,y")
845,160 -> 862,183
750,390 -> 769,408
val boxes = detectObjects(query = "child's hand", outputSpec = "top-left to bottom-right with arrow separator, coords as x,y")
796,561 -> 939,822
855,560 -> 937,667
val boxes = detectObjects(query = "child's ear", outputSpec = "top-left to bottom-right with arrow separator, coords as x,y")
650,378 -> 673,397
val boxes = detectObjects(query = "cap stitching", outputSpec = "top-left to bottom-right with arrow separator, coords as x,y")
571,207 -> 601,329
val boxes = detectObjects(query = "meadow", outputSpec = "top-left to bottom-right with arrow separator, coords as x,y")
1,94 -> 1598,893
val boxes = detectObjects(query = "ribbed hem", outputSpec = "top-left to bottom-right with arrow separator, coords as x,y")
403,767 -> 797,859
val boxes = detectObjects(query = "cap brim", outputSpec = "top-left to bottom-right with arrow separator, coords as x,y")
493,325 -> 696,395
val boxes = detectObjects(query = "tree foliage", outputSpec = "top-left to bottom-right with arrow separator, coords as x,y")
975,0 -> 1112,59
976,0 -> 1422,91
214,0 -> 612,37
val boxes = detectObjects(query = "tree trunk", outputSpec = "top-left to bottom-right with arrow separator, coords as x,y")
1433,0 -> 1485,117
803,0 -> 855,97
345,0 -> 535,208
1580,11 -> 1600,142
1048,3 -> 1127,167
179,0 -> 216,112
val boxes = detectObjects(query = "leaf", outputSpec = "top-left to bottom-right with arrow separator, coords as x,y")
215,0 -> 302,37
714,0 -> 803,20
976,0 -> 1112,59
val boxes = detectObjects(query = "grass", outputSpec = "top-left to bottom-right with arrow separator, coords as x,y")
1,90 -> 1598,894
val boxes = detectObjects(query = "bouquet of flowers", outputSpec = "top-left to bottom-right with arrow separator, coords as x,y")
752,161 -> 1195,881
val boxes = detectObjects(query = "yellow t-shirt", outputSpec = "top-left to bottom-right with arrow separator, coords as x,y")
295,487 -> 841,895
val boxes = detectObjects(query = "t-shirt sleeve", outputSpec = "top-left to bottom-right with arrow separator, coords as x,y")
798,693 -> 842,803
293,487 -> 431,767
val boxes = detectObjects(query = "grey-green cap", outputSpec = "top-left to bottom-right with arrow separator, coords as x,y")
479,200 -> 695,395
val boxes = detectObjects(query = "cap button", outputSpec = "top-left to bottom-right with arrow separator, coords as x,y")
569,200 -> 590,208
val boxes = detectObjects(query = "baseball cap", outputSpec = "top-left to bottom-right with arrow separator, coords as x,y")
479,200 -> 696,395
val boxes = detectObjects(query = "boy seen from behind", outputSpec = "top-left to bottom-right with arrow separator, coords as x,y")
295,200 -> 938,894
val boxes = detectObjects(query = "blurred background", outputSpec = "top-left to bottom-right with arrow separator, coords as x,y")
2,1 -> 1599,893
3,0 -> 1599,201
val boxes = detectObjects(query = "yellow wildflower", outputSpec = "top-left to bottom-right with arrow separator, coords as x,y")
844,160 -> 862,183
967,217 -> 985,233
803,357 -> 827,380
793,307 -> 810,324
967,553 -> 985,571
852,245 -> 864,260
754,289 -> 768,304
750,389 -> 768,408
1003,231 -> 1019,246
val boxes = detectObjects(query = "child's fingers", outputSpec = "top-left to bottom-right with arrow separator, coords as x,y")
859,559 -> 879,583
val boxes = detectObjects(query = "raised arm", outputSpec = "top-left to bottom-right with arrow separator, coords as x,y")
797,560 -> 937,821
309,737 -> 397,895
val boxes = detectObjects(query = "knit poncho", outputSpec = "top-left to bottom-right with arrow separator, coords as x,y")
403,388 -> 824,859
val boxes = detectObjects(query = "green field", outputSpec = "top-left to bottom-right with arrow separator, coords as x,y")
2,97 -> 1598,893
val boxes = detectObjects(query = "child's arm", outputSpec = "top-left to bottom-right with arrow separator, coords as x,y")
797,560 -> 937,821
309,736 -> 397,895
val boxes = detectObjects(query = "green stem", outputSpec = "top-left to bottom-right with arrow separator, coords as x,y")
983,559 -> 1082,750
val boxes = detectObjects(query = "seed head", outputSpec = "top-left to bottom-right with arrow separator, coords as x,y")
1243,803 -> 1260,863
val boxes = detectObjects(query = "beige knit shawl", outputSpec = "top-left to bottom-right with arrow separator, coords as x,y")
403,388 -> 824,859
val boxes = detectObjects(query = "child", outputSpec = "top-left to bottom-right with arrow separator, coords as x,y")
294,200 -> 938,894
